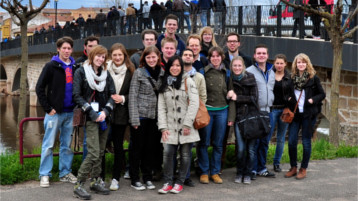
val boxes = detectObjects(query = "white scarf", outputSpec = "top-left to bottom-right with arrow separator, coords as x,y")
83,61 -> 107,92
107,60 -> 127,94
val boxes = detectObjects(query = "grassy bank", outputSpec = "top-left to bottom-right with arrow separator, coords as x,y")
1,139 -> 357,185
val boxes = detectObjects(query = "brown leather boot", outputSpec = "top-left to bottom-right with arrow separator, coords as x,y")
296,168 -> 307,180
284,166 -> 297,178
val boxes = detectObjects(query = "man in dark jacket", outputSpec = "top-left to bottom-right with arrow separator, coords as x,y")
36,37 -> 78,188
95,9 -> 107,36
198,0 -> 212,27
213,0 -> 226,34
223,32 -> 252,69
150,0 -> 163,32
292,0 -> 307,37
75,36 -> 99,67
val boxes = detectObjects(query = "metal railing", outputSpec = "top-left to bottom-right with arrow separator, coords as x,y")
1,5 -> 357,51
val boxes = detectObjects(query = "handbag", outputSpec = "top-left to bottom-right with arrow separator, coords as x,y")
281,90 -> 303,123
184,78 -> 210,129
237,97 -> 271,140
73,107 -> 86,127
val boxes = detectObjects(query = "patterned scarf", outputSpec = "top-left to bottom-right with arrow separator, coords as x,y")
293,71 -> 309,91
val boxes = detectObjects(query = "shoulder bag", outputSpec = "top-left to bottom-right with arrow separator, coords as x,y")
185,78 -> 210,129
237,97 -> 271,140
281,90 -> 303,123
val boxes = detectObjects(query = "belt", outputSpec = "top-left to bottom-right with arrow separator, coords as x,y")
270,105 -> 285,109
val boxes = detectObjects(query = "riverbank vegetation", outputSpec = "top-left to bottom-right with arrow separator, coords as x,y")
1,139 -> 357,185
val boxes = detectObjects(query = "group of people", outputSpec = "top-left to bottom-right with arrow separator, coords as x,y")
35,13 -> 325,200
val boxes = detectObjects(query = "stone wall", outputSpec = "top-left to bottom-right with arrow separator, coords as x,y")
316,66 -> 358,145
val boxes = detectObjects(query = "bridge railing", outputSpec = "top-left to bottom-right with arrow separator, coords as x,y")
1,5 -> 357,51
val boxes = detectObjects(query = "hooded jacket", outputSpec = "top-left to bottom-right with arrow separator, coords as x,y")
36,56 -> 76,113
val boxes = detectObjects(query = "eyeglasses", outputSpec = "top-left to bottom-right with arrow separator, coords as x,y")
227,41 -> 239,43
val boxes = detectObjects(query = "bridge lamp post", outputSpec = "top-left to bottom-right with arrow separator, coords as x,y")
55,0 -> 58,26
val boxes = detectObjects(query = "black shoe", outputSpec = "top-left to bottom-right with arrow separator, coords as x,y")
274,165 -> 282,172
251,173 -> 257,180
258,170 -> 276,178
184,178 -> 195,187
90,178 -> 110,195
74,182 -> 91,200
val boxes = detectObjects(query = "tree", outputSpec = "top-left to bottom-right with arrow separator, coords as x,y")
99,0 -> 129,8
0,0 -> 49,137
280,0 -> 358,146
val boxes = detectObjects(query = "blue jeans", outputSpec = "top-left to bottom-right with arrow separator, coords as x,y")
288,114 -> 313,169
39,112 -> 74,178
235,123 -> 256,176
269,108 -> 289,165
197,108 -> 228,175
253,111 -> 273,173
200,9 -> 208,27
184,13 -> 191,32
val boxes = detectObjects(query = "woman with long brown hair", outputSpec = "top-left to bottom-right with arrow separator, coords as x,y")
106,43 -> 135,191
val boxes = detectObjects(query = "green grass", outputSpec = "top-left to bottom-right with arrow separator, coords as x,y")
0,139 -> 356,185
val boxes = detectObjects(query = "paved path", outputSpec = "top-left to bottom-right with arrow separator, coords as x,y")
1,158 -> 357,201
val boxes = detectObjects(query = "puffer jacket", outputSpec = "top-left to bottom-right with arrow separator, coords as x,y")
129,66 -> 165,126
73,65 -> 116,121
246,63 -> 275,112
158,75 -> 200,145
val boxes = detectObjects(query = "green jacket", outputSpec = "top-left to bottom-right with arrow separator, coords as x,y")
202,64 -> 228,108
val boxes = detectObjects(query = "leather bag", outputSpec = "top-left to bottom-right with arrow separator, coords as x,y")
281,90 -> 303,123
73,107 -> 86,127
185,78 -> 210,129
237,97 -> 271,140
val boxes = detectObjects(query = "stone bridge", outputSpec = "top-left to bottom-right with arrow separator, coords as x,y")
1,34 -> 357,143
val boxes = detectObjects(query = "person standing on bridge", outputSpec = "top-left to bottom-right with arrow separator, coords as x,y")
36,37 -> 78,188
285,53 -> 325,180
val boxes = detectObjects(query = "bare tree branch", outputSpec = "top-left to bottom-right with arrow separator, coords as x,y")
343,5 -> 358,32
280,0 -> 333,20
343,25 -> 358,38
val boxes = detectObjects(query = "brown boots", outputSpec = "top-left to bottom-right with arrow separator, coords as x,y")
296,168 -> 307,180
285,167 -> 307,179
285,167 -> 297,178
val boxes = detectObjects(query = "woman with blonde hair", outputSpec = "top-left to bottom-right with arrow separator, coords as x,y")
106,43 -> 135,191
199,26 -> 218,57
227,56 -> 258,185
285,53 -> 325,180
73,45 -> 115,199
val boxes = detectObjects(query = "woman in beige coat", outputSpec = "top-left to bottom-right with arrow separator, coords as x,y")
157,55 -> 199,194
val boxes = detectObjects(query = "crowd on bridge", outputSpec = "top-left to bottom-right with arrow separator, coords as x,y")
2,0 -> 357,47
35,10 -> 327,200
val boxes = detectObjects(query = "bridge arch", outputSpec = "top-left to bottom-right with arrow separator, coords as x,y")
12,68 -> 28,92
0,64 -> 7,80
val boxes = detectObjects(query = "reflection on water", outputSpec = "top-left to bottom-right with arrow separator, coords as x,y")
0,96 -> 45,154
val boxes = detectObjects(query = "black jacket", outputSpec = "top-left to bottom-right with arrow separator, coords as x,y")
273,69 -> 293,107
228,72 -> 258,122
73,67 -> 116,121
75,54 -> 88,68
112,70 -> 132,125
36,60 -> 78,113
287,75 -> 325,118
223,51 -> 252,70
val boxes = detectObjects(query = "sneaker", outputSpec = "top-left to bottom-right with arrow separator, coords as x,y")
60,173 -> 77,184
211,174 -> 223,184
40,176 -> 50,188
258,170 -> 276,178
131,181 -> 146,191
274,165 -> 282,172
199,175 -> 209,184
184,178 -> 195,187
109,178 -> 119,191
123,170 -> 130,179
234,175 -> 242,184
145,181 -> 156,190
251,173 -> 257,180
90,178 -> 110,195
243,176 -> 251,184
158,183 -> 172,194
170,184 -> 183,194
74,182 -> 91,200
